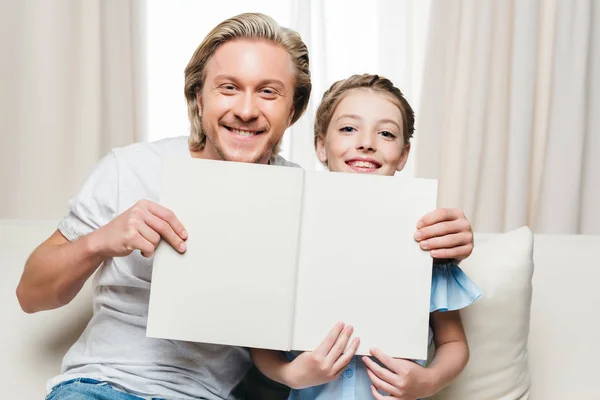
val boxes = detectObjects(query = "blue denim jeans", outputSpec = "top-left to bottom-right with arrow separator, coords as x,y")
46,378 -> 165,400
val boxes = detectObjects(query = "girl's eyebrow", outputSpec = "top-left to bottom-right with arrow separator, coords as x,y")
335,114 -> 401,131
378,118 -> 402,130
335,114 -> 362,123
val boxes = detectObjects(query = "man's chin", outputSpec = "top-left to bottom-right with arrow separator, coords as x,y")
219,147 -> 272,165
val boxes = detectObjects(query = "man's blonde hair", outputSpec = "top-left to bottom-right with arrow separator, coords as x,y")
314,74 -> 415,149
184,13 -> 311,153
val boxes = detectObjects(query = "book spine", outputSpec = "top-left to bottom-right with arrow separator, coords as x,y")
289,170 -> 306,351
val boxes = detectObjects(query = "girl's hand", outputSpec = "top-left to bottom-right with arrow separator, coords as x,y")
362,348 -> 437,400
414,208 -> 474,261
284,322 -> 360,390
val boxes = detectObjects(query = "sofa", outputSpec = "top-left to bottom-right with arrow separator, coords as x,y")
2,220 -> 598,399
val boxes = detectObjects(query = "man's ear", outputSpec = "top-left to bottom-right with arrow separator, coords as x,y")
287,106 -> 295,127
196,92 -> 203,117
396,143 -> 411,171
316,136 -> 328,164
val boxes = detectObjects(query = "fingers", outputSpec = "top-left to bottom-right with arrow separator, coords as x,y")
314,322 -> 346,356
363,354 -> 399,381
431,243 -> 473,260
144,208 -> 187,253
417,208 -> 464,229
137,222 -> 161,249
370,385 -> 401,400
326,324 -> 354,363
418,231 -> 473,251
131,233 -> 155,258
366,367 -> 400,397
146,201 -> 188,240
331,337 -> 360,373
414,208 -> 473,260
415,218 -> 470,242
369,347 -> 397,371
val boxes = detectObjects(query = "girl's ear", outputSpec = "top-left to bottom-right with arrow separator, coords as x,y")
316,136 -> 328,164
396,143 -> 411,171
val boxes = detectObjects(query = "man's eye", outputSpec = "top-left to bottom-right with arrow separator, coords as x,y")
340,126 -> 355,133
380,130 -> 397,139
261,88 -> 278,97
221,84 -> 236,91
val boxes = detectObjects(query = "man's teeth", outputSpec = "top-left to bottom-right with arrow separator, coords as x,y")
350,160 -> 378,169
231,128 -> 259,137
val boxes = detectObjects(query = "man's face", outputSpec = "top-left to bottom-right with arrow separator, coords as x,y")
196,39 -> 296,164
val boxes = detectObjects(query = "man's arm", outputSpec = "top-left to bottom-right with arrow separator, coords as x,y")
16,200 -> 188,314
16,229 -> 107,313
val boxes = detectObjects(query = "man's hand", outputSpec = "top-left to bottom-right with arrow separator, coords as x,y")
363,348 -> 436,400
283,322 -> 360,390
414,208 -> 473,261
92,199 -> 188,258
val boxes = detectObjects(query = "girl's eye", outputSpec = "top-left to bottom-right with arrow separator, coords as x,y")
340,126 -> 356,133
380,130 -> 397,139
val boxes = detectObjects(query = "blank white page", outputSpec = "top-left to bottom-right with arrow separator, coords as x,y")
292,172 -> 437,359
147,158 -> 303,351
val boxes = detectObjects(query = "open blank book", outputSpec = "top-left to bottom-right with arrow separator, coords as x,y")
147,158 -> 437,360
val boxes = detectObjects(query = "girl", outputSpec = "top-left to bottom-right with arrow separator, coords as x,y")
251,74 -> 482,400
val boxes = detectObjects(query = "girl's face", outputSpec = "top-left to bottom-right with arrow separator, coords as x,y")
316,89 -> 410,176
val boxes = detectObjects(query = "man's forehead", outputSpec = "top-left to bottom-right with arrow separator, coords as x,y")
204,39 -> 295,82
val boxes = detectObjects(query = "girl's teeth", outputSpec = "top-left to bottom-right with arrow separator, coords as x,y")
352,161 -> 377,168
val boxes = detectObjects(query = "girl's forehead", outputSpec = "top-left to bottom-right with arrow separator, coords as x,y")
332,89 -> 403,122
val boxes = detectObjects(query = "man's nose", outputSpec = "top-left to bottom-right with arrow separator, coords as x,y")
233,93 -> 260,121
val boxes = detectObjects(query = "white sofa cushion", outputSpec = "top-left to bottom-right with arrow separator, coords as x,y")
1,221 -> 93,399
432,226 -> 533,400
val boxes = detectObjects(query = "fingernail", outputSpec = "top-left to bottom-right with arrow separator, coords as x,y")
181,230 -> 188,239
417,221 -> 424,229
414,231 -> 422,240
179,242 -> 187,252
420,240 -> 429,249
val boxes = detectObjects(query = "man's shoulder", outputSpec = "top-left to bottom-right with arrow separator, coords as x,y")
271,154 -> 301,168
111,136 -> 189,161
105,136 -> 189,187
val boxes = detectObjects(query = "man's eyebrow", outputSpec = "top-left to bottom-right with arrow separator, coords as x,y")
258,79 -> 285,88
213,74 -> 240,83
213,75 -> 285,88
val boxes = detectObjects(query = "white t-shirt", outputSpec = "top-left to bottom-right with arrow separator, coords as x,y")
49,136 -> 299,400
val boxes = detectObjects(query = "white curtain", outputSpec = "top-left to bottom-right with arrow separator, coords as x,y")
287,0 -> 430,172
416,0 -> 600,234
0,0 -> 146,220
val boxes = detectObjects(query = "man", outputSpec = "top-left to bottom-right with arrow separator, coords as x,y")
17,13 -> 473,400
